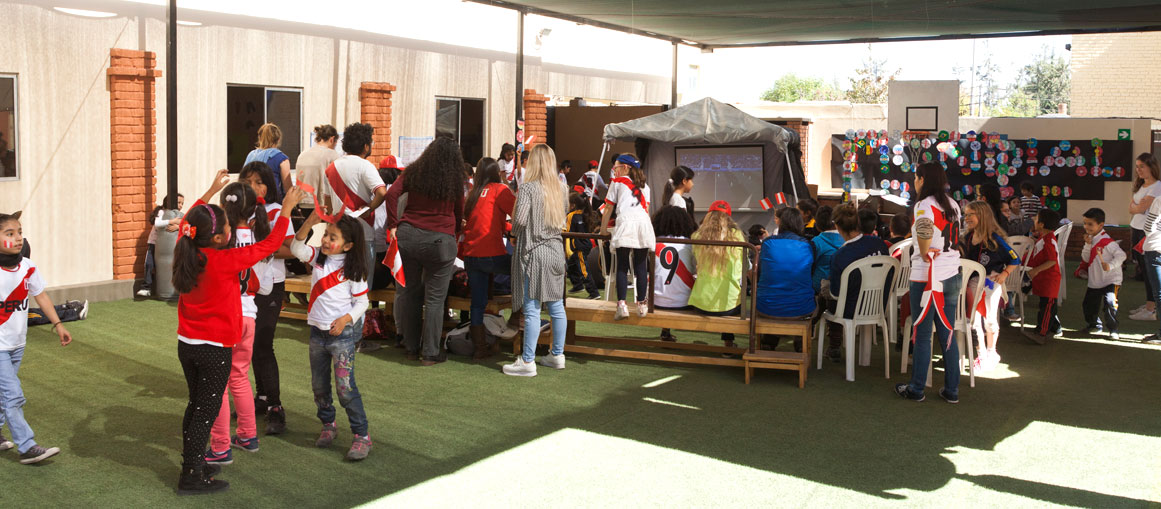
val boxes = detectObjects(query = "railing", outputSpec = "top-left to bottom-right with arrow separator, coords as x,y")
560,232 -> 763,353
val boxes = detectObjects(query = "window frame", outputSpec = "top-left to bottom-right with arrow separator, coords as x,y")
435,95 -> 486,165
0,73 -> 19,182
225,83 -> 303,172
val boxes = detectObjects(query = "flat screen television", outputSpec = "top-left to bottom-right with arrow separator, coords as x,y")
675,145 -> 764,211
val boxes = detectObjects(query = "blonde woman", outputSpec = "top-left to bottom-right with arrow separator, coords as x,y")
503,144 -> 570,377
961,201 -> 1020,371
244,123 -> 293,201
688,200 -> 746,347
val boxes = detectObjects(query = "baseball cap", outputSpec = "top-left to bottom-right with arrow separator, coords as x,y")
709,200 -> 732,216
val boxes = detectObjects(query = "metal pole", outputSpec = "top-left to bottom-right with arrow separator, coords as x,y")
515,9 -> 524,144
165,0 -> 178,209
785,151 -> 800,201
670,42 -> 678,108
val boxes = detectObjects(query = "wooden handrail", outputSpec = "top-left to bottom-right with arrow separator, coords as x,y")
561,231 -> 762,354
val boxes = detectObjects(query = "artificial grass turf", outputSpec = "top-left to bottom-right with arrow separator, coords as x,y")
3,262 -> 1160,507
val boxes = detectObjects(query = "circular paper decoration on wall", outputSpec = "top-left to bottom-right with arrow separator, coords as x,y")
1012,158 -> 1023,169
856,139 -> 867,148
1115,166 -> 1125,178
1060,140 -> 1072,151
879,145 -> 889,155
1092,167 -> 1103,178
1094,147 -> 1103,157
842,161 -> 852,171
880,164 -> 890,174
910,138 -> 921,149
1092,156 -> 1102,167
952,190 -> 963,200
1051,147 -> 1062,157
1027,138 -> 1038,147
1077,166 -> 1088,177
1027,156 -> 1039,165
892,144 -> 905,155
922,152 -> 934,162
962,185 -> 974,196
1051,186 -> 1061,197
1072,147 -> 1082,157
892,155 -> 904,165
879,129 -> 887,138
1066,156 -> 1076,167
891,180 -> 900,190
1027,167 -> 1037,177
957,156 -> 967,166
1001,186 -> 1014,199
971,163 -> 982,172
1055,156 -> 1066,167
901,182 -> 910,192
857,129 -> 867,138
962,166 -> 973,176
921,138 -> 933,149
938,130 -> 949,141
1103,166 -> 1114,177
985,167 -> 997,178
843,181 -> 852,192
997,174 -> 1008,186
970,141 -> 982,151
1027,148 -> 1038,158
880,154 -> 890,164
1048,199 -> 1061,211
881,179 -> 891,189
997,153 -> 1008,164
950,131 -> 960,141
1091,138 -> 1102,147
984,157 -> 996,167
1063,186 -> 1072,198
900,191 -> 911,200
842,140 -> 853,151
1039,165 -> 1052,176
1004,165 -> 1016,176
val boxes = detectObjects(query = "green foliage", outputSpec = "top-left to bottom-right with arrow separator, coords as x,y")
759,74 -> 844,102
1017,47 -> 1071,115
845,50 -> 900,104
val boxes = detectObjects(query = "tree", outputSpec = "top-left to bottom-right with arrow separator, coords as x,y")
846,48 -> 900,104
1017,48 -> 1070,115
759,74 -> 844,102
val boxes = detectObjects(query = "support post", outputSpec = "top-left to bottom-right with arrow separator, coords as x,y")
670,42 -> 678,108
515,9 -> 524,144
165,0 -> 177,209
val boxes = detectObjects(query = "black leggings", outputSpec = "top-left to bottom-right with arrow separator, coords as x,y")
615,247 -> 649,302
252,281 -> 284,407
178,341 -> 231,469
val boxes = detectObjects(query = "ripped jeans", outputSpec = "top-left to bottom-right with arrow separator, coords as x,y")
309,321 -> 368,436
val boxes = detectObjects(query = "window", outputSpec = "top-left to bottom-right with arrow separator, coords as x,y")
435,97 -> 485,165
226,85 -> 302,172
0,75 -> 17,180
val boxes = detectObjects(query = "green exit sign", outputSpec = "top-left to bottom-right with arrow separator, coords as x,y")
1118,129 -> 1131,140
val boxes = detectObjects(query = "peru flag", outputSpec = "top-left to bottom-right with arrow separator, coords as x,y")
759,197 -> 773,210
774,192 -> 787,206
382,234 -> 406,287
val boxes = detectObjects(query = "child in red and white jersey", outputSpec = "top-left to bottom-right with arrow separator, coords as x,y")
172,171 -> 299,495
0,210 -> 72,465
291,211 -> 372,462
205,182 -> 274,466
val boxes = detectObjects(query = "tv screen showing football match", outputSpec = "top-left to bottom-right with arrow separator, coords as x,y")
675,145 -> 764,211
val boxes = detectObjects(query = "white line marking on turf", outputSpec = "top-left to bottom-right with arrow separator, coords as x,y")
642,397 -> 700,410
642,375 -> 682,388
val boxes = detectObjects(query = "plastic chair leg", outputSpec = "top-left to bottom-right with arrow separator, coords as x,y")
900,314 -> 911,374
880,320 -> 890,378
844,323 -> 856,382
858,324 -> 872,367
816,319 -> 827,370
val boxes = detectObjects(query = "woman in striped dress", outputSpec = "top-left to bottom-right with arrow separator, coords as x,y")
503,144 -> 570,377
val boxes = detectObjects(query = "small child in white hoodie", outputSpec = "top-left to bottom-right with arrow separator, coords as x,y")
1078,207 -> 1126,340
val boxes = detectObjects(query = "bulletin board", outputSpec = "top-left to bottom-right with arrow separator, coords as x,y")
830,129 -> 1134,217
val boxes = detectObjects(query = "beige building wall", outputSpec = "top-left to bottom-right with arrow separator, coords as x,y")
0,2 -> 669,290
1071,32 -> 1161,119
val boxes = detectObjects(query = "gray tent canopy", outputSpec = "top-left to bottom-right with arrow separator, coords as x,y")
600,97 -> 806,228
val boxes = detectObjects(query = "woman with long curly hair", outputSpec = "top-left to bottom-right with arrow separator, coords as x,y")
502,144 -> 570,377
384,136 -> 466,366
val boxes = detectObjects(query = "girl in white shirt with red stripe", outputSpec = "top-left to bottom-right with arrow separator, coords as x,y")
205,183 -> 272,466
291,211 -> 372,461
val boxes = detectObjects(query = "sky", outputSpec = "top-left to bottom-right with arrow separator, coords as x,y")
109,0 -> 1071,104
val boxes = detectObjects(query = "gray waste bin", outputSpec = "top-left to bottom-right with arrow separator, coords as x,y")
153,209 -> 182,300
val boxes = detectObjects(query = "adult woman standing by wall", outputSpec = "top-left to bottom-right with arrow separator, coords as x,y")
503,144 -> 569,377
896,162 -> 963,404
244,123 -> 293,201
384,137 -> 465,366
1127,153 -> 1161,321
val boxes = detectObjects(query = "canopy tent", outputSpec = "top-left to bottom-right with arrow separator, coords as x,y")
602,97 -> 806,228
467,0 -> 1161,48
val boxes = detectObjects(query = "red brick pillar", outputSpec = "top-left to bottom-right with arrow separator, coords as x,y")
522,89 -> 548,146
359,82 -> 396,162
107,49 -> 160,281
785,120 -> 811,181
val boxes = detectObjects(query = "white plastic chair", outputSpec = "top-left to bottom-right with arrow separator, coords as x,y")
1003,235 -> 1034,329
901,259 -> 984,388
817,255 -> 899,381
1054,222 -> 1074,303
888,239 -> 914,354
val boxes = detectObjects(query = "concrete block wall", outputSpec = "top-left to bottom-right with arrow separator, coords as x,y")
1071,32 -> 1161,119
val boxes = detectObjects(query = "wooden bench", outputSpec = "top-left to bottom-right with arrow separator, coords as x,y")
281,275 -> 512,321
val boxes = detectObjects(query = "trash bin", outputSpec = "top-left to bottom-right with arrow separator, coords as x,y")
153,209 -> 182,300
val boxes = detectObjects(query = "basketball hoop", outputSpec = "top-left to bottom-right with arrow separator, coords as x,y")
901,130 -> 933,170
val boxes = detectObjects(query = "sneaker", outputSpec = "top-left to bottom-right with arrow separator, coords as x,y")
346,435 -> 372,461
569,283 -> 585,293
894,383 -> 925,402
1082,325 -> 1103,335
0,431 -> 13,451
502,357 -> 537,377
18,445 -> 60,464
587,292 -> 601,300
264,406 -> 286,435
177,466 -> 229,495
537,353 -> 566,370
1003,310 -> 1021,321
136,288 -> 151,298
615,302 -> 629,320
231,435 -> 259,453
1109,332 -> 1120,341
254,397 -> 269,416
1130,303 -> 1148,315
636,301 -> 648,317
1142,334 -> 1161,345
204,448 -> 233,465
1129,308 -> 1156,321
77,300 -> 89,320
939,388 -> 959,404
1022,330 -> 1048,345
316,422 -> 337,448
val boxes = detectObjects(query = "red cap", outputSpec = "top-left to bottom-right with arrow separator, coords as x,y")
709,200 -> 732,216
588,160 -> 599,169
379,155 -> 400,170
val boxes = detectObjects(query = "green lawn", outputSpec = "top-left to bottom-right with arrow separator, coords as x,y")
4,263 -> 1160,507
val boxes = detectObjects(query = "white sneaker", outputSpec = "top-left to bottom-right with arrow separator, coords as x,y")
615,302 -> 629,320
1129,308 -> 1156,321
136,289 -> 151,297
0,432 -> 13,451
636,301 -> 648,317
537,354 -> 566,370
78,300 -> 89,320
502,358 -> 537,377
1130,303 -> 1148,315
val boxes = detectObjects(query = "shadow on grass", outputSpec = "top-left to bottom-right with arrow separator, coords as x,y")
960,474 -> 1157,507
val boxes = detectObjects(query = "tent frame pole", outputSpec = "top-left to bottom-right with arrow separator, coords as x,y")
515,9 -> 524,145
785,151 -> 799,202
670,42 -> 678,108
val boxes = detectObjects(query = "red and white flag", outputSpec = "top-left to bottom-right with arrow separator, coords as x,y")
759,197 -> 773,210
383,234 -> 406,287
774,192 -> 787,206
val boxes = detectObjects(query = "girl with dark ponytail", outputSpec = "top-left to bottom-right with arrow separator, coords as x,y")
662,165 -> 695,219
172,170 -> 301,495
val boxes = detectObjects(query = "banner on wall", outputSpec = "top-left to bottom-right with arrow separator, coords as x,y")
398,136 -> 434,167
830,130 -> 1134,217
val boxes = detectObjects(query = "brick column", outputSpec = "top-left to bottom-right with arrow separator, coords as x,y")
522,89 -> 548,146
359,82 -> 396,161
107,49 -> 160,281
785,120 -> 811,180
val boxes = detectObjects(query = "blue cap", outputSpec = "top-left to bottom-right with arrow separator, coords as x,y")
615,154 -> 640,168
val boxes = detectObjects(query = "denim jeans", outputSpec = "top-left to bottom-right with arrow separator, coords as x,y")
0,347 -> 36,454
464,254 -> 512,326
521,277 -> 567,363
144,244 -> 156,289
907,273 -> 962,396
309,321 -> 368,436
1146,251 -> 1161,336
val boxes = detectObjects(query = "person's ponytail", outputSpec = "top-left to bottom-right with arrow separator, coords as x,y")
172,204 -> 227,294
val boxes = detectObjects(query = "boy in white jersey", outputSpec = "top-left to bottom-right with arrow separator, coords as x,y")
0,211 -> 72,464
